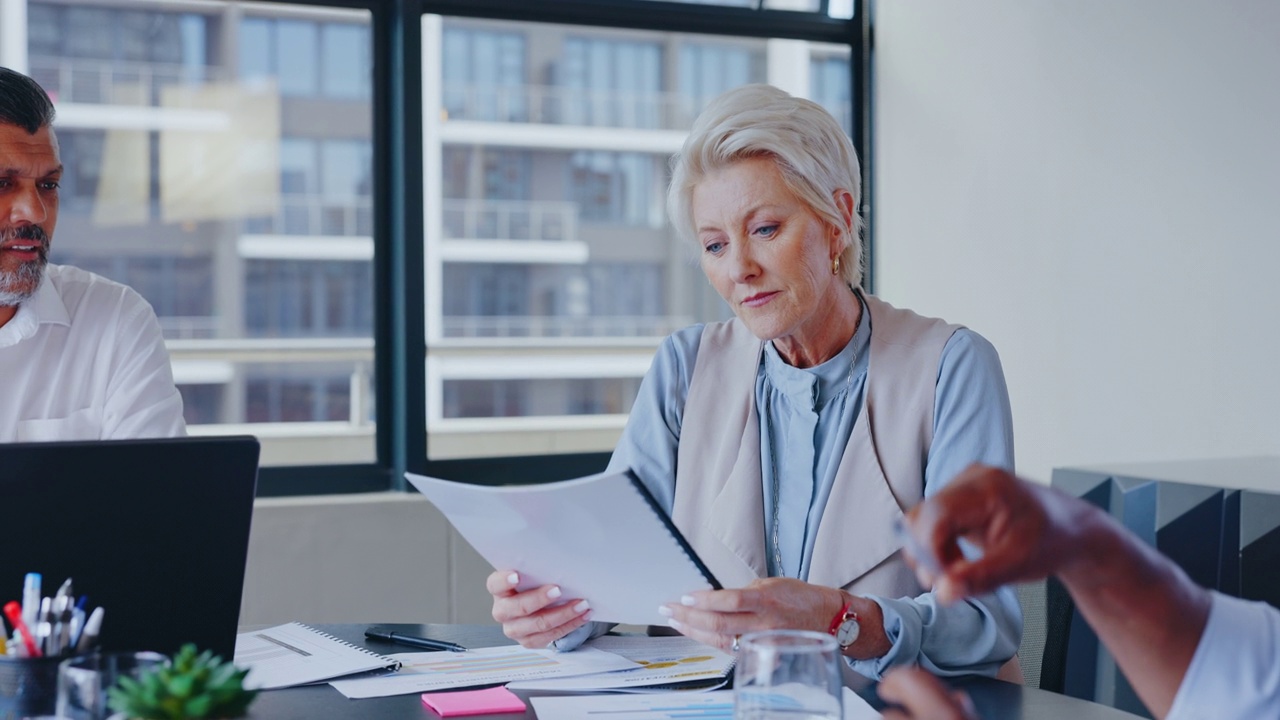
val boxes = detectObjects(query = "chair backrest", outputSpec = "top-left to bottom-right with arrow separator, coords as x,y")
0,436 -> 260,658
1014,580 -> 1048,688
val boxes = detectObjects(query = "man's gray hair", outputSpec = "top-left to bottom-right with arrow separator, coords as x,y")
667,84 -> 864,288
0,66 -> 56,134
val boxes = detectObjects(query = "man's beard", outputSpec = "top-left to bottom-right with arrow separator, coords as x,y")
0,225 -> 50,306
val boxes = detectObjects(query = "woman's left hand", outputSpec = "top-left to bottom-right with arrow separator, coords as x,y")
659,578 -> 893,658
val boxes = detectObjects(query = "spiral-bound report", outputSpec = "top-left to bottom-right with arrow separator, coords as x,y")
234,622 -> 401,689
406,469 -> 721,626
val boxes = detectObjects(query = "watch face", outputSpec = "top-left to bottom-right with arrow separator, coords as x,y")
836,617 -> 860,647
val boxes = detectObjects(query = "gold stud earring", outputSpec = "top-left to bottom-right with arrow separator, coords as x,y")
832,256 -> 841,276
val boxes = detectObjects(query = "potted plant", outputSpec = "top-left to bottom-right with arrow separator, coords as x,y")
107,644 -> 257,720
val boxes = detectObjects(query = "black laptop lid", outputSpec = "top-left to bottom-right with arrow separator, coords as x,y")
0,436 -> 259,658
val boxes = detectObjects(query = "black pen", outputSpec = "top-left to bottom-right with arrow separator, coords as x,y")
364,626 -> 467,652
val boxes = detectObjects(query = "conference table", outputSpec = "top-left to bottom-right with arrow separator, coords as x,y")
245,623 -> 1145,720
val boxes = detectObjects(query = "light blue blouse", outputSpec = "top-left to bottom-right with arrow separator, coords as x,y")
560,295 -> 1022,678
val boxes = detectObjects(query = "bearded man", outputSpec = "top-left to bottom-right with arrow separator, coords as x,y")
0,67 -> 185,441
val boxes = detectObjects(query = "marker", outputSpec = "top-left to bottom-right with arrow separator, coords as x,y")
22,573 -> 41,629
75,607 -> 104,653
4,601 -> 41,658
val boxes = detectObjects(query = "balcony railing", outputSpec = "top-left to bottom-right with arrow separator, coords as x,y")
443,200 -> 578,242
244,195 -> 373,237
443,83 -> 699,131
441,315 -> 690,339
29,55 -> 221,106
158,316 -> 222,340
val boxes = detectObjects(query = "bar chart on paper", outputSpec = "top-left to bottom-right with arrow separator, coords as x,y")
328,645 -> 636,698
531,691 -> 735,719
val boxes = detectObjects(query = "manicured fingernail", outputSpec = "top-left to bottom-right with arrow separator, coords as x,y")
507,572 -> 519,586
681,595 -> 697,607
667,618 -> 683,630
657,606 -> 673,618
573,600 -> 591,613
547,586 -> 562,599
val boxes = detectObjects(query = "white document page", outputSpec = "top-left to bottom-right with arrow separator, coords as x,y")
405,471 -> 719,626
234,622 -> 398,690
328,646 -> 637,699
530,687 -> 882,720
529,681 -> 880,717
507,636 -> 733,692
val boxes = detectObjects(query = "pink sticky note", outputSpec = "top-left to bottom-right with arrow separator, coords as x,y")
420,686 -> 527,717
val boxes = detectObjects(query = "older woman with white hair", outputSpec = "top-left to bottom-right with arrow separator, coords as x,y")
486,84 -> 1021,680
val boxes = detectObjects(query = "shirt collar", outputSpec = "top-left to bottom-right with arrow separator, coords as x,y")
0,271 -> 69,348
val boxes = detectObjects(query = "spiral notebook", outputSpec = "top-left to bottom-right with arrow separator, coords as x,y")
234,622 -> 401,689
405,469 -> 721,626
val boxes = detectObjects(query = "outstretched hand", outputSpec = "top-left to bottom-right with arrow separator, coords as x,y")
901,464 -> 1078,602
486,569 -> 592,648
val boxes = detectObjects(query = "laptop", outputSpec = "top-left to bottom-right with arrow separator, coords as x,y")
0,436 -> 260,658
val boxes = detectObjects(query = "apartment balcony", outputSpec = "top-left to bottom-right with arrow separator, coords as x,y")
443,83 -> 699,131
440,199 -> 587,264
29,55 -> 221,107
440,314 -> 689,339
244,195 -> 373,238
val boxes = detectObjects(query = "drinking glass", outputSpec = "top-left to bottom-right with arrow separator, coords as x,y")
734,630 -> 843,720
57,652 -> 168,720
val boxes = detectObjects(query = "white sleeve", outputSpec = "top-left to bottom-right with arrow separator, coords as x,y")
1166,591 -> 1280,720
101,293 -> 187,439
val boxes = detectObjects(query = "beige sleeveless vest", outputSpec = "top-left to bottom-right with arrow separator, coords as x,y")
672,294 -> 958,596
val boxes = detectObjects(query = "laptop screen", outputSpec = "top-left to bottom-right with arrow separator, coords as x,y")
0,436 -> 259,659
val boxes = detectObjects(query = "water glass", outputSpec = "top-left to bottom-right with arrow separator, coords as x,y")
734,630 -> 843,720
57,652 -> 168,720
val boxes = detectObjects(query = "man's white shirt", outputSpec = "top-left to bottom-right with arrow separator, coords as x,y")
1166,591 -> 1280,720
0,263 -> 186,441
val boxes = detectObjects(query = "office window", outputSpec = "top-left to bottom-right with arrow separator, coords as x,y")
678,42 -> 762,120
26,1 -> 211,105
238,16 -> 372,100
31,3 -> 375,468
442,26 -> 526,122
570,151 -> 658,226
811,49 -> 853,132
558,36 -> 662,128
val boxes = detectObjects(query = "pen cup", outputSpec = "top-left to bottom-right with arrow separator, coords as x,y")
57,652 -> 168,720
0,654 -> 64,718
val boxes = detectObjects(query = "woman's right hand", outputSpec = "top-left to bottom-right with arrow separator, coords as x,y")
487,569 -> 593,648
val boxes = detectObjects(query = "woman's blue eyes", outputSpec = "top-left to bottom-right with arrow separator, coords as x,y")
755,225 -> 778,238
704,241 -> 725,254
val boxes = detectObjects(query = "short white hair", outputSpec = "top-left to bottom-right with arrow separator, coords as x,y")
667,84 -> 864,288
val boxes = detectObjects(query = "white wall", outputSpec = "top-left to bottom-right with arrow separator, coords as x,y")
874,0 -> 1280,485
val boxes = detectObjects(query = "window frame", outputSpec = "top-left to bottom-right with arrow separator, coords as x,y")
256,0 -> 872,495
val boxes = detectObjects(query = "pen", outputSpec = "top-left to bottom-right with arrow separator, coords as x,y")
4,601 -> 41,658
22,573 -> 41,629
364,627 -> 467,652
75,606 -> 104,653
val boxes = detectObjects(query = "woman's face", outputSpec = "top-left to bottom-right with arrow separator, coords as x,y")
693,156 -> 846,356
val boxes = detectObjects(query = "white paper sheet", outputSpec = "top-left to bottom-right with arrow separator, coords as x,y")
405,471 -> 719,626
529,687 -> 882,720
327,645 -> 636,699
507,636 -> 733,692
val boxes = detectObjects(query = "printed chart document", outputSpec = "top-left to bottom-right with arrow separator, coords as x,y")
507,636 -> 734,692
530,687 -> 882,720
328,645 -> 637,699
405,470 -> 720,626
234,622 -> 400,690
